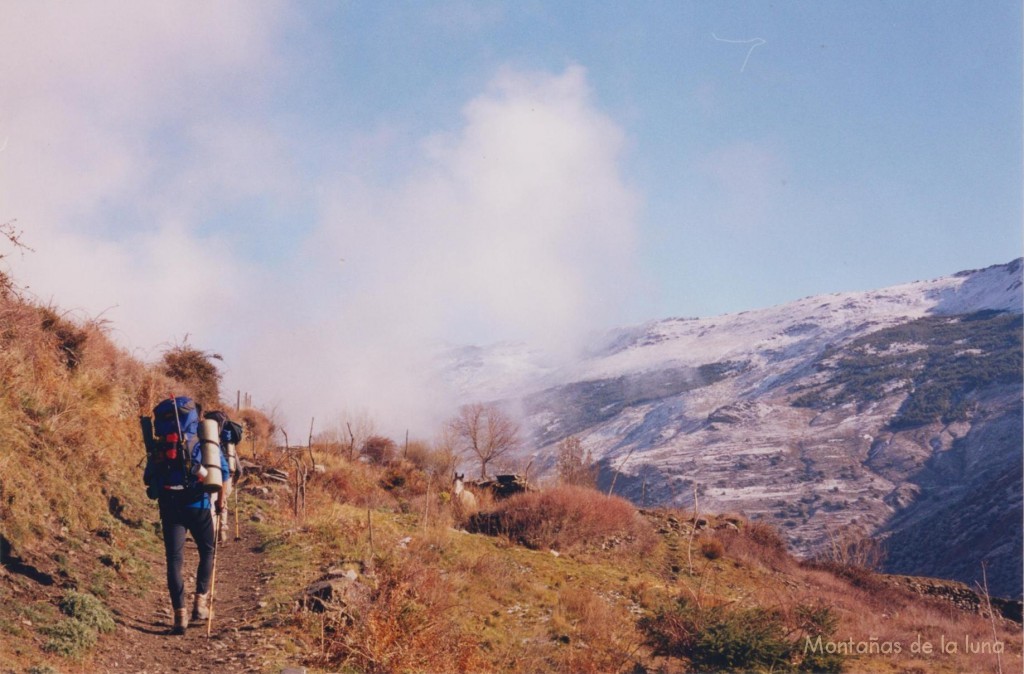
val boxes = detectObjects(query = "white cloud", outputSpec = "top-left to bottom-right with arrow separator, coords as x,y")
234,65 -> 641,435
0,1 -> 289,349
0,5 -> 640,440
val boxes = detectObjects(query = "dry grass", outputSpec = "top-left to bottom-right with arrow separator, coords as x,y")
548,585 -> 643,674
0,295 -> 181,553
260,453 -> 1023,674
320,552 -> 485,674
315,456 -> 396,509
698,537 -> 725,560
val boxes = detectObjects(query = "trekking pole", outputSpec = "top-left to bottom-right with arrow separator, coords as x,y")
207,500 -> 221,638
233,479 -> 240,541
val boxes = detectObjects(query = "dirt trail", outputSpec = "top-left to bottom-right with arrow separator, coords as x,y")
92,511 -> 274,674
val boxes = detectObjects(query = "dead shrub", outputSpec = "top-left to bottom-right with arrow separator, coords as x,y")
317,462 -> 394,509
745,520 -> 788,553
160,343 -> 223,408
699,537 -> 725,560
235,407 -> 275,459
717,518 -> 791,569
318,553 -> 483,673
821,529 -> 886,570
406,440 -> 457,478
378,460 -> 429,499
800,558 -> 886,594
801,529 -> 887,593
361,435 -> 397,465
469,485 -> 656,555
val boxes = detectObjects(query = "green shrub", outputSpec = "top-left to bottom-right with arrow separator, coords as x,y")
42,618 -> 97,658
58,590 -> 115,634
27,666 -> 62,674
639,597 -> 844,672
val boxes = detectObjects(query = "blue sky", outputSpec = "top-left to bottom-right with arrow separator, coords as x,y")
1,1 -> 1020,432
273,1 -> 1022,315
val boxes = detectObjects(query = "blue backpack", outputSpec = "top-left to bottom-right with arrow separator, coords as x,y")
143,397 -> 202,498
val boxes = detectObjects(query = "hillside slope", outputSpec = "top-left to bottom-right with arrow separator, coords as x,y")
444,260 -> 1024,597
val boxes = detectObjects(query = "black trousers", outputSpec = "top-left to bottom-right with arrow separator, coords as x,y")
158,495 -> 215,610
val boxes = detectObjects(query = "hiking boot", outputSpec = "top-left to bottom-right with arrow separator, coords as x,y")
192,592 -> 212,621
171,608 -> 188,635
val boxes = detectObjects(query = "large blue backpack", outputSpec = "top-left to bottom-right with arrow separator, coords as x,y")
143,396 -> 202,497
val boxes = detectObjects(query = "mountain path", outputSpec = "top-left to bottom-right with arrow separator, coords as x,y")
92,508 -> 275,674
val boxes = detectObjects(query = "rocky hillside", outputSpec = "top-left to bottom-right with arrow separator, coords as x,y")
443,260 -> 1024,598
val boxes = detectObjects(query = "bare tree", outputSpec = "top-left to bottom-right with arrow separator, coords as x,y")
447,403 -> 521,479
314,410 -> 377,460
556,436 -> 597,488
0,220 -> 32,296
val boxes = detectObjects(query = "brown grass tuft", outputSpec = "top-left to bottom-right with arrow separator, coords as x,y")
715,518 -> 792,570
699,537 -> 725,560
549,585 -> 642,674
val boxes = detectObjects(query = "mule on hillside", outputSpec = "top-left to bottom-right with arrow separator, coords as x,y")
452,472 -> 478,511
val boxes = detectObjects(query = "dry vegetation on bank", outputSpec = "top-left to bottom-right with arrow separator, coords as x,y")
248,441 -> 1022,674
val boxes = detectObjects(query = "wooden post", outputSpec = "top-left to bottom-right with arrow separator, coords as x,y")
607,446 -> 637,498
346,422 -> 355,461
422,478 -> 432,533
233,478 -> 240,541
981,562 -> 1004,674
687,485 -> 699,576
367,506 -> 375,566
308,417 -> 316,468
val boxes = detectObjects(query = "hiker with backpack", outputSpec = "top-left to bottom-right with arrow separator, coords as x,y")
142,397 -> 230,635
202,410 -> 244,543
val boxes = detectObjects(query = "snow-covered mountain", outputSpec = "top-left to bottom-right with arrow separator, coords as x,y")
441,259 -> 1024,597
